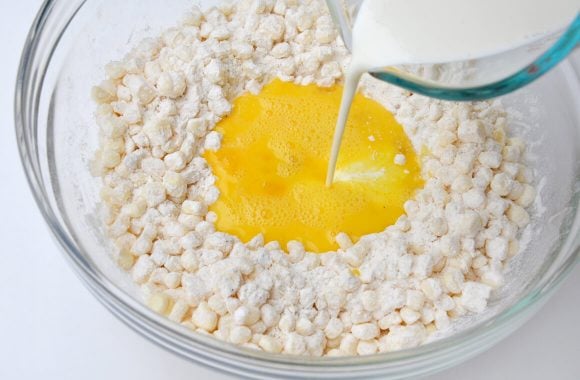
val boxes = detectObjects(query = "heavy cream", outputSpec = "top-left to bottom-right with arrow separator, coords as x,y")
326,0 -> 579,185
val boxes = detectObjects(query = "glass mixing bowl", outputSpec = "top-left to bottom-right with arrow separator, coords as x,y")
15,1 -> 580,379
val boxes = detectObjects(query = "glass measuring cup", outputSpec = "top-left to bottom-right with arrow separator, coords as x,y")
326,0 -> 580,101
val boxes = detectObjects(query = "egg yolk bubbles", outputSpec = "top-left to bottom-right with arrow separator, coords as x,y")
204,79 -> 422,253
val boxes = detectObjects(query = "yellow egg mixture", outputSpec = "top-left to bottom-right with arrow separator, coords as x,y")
204,80 -> 422,252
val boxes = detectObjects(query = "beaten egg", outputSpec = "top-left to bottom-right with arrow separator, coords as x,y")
204,79 -> 422,252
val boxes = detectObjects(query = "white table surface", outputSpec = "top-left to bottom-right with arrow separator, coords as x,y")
1,2 -> 578,379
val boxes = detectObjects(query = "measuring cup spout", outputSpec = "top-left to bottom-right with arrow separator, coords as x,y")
325,0 -> 580,101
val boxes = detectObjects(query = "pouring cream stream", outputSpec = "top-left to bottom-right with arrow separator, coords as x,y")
326,0 -> 579,186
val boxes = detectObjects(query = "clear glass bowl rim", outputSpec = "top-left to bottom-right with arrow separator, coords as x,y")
14,0 -> 580,378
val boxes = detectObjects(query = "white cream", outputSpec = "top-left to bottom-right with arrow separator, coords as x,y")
326,0 -> 578,186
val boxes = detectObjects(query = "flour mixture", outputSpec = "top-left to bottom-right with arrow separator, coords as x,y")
91,0 -> 536,356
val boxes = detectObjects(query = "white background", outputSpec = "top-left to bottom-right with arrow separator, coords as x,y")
1,2 -> 578,379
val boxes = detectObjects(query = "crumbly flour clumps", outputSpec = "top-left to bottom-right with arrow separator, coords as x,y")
91,0 -> 536,356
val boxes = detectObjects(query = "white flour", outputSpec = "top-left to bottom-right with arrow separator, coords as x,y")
91,0 -> 536,356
